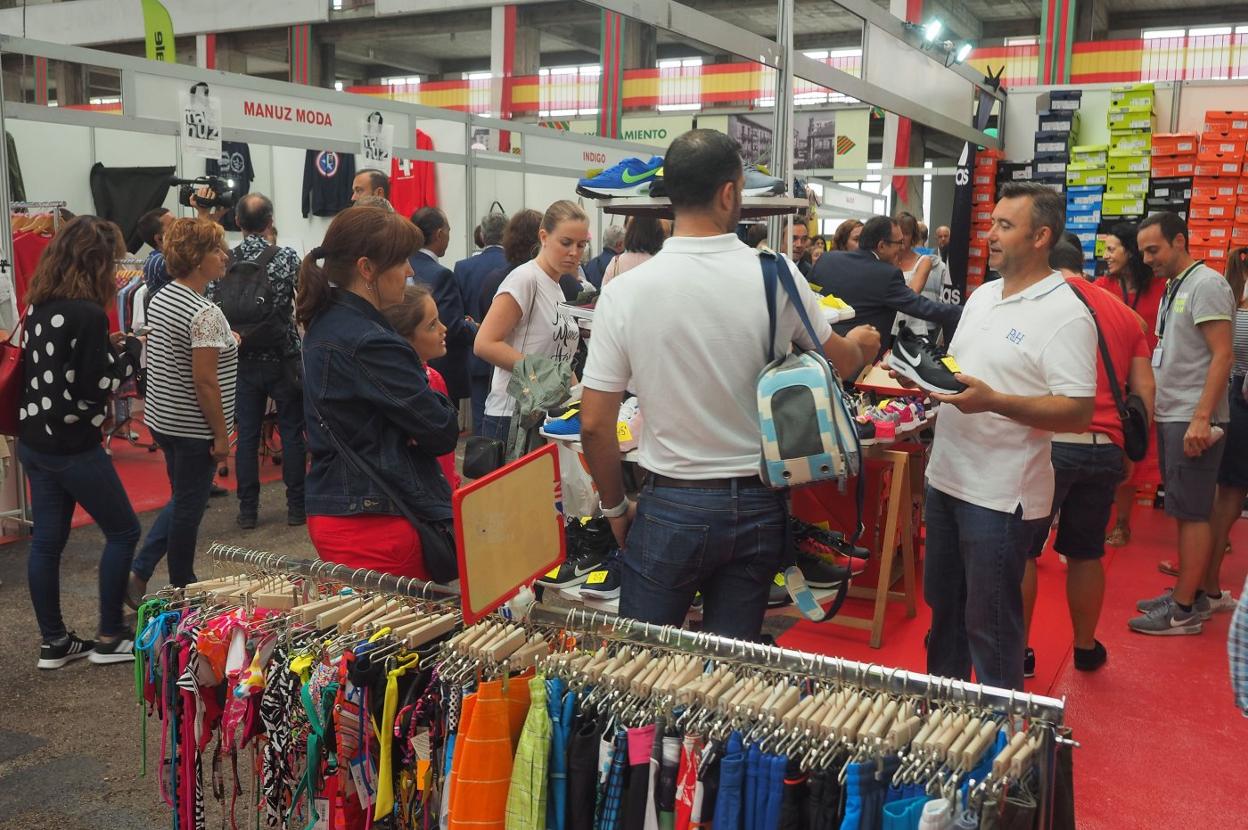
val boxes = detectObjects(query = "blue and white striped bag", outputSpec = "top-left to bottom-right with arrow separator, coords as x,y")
755,250 -> 860,489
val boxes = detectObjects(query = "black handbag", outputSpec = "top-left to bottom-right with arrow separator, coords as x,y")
463,434 -> 506,480
306,397 -> 459,584
1067,283 -> 1150,462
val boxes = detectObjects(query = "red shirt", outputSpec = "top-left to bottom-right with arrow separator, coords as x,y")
390,130 -> 437,218
426,365 -> 461,490
1093,273 -> 1166,351
1068,278 -> 1150,448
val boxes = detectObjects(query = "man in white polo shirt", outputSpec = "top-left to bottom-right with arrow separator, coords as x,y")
578,129 -> 880,639
923,182 -> 1097,690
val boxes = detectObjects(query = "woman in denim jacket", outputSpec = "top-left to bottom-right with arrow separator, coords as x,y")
295,206 -> 460,579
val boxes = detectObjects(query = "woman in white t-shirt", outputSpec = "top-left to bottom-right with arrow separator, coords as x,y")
475,200 -> 589,439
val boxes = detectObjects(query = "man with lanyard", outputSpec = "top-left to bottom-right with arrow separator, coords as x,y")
1129,212 -> 1235,635
577,129 -> 878,640
916,182 -> 1097,691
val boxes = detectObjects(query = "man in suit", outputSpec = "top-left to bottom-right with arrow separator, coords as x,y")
453,212 -> 509,435
582,224 -> 625,289
410,207 -> 478,410
810,215 -> 962,358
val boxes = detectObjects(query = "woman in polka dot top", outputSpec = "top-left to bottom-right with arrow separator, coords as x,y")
17,216 -> 144,670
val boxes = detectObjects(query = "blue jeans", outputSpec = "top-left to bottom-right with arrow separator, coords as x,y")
19,443 -> 141,641
480,413 -> 512,441
234,359 -> 307,515
470,374 -> 491,437
924,485 -> 1045,690
618,478 -> 786,640
131,430 -> 217,587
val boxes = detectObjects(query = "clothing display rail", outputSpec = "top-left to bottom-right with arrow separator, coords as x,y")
207,541 -> 462,601
197,542 -> 1071,830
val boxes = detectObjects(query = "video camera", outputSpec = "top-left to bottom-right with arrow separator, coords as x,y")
172,175 -> 238,210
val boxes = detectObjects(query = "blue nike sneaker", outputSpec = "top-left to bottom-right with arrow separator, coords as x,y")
577,156 -> 664,197
541,412 -> 581,439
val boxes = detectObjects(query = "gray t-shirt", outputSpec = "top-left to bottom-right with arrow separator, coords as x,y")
1155,263 -> 1235,423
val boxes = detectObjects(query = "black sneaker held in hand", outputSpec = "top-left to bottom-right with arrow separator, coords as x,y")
886,323 -> 968,395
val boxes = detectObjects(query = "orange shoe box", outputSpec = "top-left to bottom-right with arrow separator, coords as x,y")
1193,177 -> 1240,201
1153,154 -> 1197,178
1153,133 -> 1200,155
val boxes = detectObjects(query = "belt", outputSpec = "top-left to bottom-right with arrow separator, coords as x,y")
1052,432 -> 1114,445
647,473 -> 766,490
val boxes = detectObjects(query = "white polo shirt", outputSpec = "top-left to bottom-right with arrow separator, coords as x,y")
581,234 -> 832,479
926,272 -> 1097,519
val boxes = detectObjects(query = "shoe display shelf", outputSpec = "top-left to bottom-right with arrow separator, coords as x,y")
550,584 -> 710,622
597,196 -> 809,219
539,430 -> 641,462
857,408 -> 938,448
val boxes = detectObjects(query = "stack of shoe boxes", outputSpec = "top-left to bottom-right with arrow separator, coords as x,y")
1148,133 -> 1197,227
1034,91 -> 1081,196
1065,143 -> 1105,274
1188,110 -> 1248,267
968,149 -> 1004,289
1105,83 -> 1156,222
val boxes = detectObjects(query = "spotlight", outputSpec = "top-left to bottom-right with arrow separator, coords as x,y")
923,20 -> 943,42
955,42 -> 973,63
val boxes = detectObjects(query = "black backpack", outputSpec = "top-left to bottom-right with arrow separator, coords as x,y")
214,245 -> 284,352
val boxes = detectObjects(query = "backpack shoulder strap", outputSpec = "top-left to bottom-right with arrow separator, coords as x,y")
253,245 -> 281,272
759,250 -> 779,363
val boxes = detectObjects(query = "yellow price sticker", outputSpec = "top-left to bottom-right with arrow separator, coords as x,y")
617,421 -> 634,443
586,570 -> 609,585
773,573 -> 786,587
941,356 -> 962,374
544,566 -> 561,579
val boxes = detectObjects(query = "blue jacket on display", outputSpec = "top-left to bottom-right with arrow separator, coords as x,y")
302,289 -> 460,522
453,245 -> 508,379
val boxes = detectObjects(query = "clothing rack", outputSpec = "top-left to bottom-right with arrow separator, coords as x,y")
530,605 -> 1067,724
208,541 -> 462,601
209,542 -> 1065,721
207,541 -> 1070,829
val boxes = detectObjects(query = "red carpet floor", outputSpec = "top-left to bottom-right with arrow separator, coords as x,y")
777,505 -> 1248,828
48,422 -> 283,532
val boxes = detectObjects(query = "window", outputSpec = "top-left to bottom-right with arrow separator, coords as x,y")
334,81 -> 344,92
657,57 -> 703,69
382,75 -> 421,86
1189,26 -> 1233,37
1004,36 -> 1038,47
464,71 -> 493,81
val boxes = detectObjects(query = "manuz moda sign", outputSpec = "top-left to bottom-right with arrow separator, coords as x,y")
243,101 -> 335,126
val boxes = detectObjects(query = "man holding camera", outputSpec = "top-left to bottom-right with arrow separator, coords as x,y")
201,192 -> 308,529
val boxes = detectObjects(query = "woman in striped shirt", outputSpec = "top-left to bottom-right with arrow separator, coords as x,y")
128,218 -> 237,599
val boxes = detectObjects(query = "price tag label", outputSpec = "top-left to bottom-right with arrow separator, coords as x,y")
586,570 -> 609,585
941,356 -> 962,374
178,86 -> 222,161
361,112 -> 394,165
616,421 -> 633,443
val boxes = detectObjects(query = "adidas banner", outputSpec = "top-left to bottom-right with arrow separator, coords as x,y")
947,85 -> 1001,309
946,141 -> 974,307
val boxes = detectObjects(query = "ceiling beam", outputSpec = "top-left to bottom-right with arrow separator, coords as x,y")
336,45 -> 443,77
920,0 -> 983,41
578,0 -> 999,147
794,29 -> 865,51
1106,4 -> 1247,34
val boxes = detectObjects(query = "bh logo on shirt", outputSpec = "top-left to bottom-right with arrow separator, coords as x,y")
1006,328 -> 1025,345
316,151 -> 340,178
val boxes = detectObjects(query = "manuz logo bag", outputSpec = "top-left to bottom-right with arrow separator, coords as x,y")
215,245 -> 284,352
755,250 -> 860,487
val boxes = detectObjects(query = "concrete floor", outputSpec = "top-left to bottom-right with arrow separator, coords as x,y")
0,481 -> 315,830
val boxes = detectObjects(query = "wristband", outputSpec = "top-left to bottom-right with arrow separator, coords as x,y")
600,498 -> 630,519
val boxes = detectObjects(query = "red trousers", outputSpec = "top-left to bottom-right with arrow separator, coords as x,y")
308,514 -> 430,580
